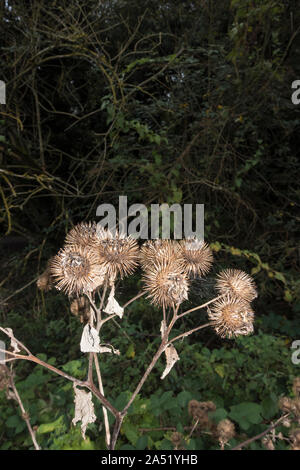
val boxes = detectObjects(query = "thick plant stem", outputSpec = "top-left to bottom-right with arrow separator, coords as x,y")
94,353 -> 111,448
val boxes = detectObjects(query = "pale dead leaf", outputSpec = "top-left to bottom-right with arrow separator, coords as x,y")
6,328 -> 20,353
80,324 -> 101,353
99,345 -> 120,355
103,286 -> 124,318
161,344 -> 180,380
72,385 -> 96,439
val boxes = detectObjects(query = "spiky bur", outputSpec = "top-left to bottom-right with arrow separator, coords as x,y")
178,238 -> 213,278
142,260 -> 189,308
293,377 -> 300,398
187,400 -> 216,430
50,244 -> 106,296
37,257 -> 55,291
64,221 -> 98,247
217,419 -> 235,447
216,269 -> 257,302
208,296 -> 254,339
95,229 -> 139,281
139,239 -> 180,271
290,429 -> 300,451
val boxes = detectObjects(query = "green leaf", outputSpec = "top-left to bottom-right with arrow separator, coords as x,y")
229,402 -> 262,430
37,415 -> 64,434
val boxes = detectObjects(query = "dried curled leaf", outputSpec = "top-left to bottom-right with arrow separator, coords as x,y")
80,324 -> 101,353
5,328 -> 20,353
72,385 -> 96,439
161,344 -> 180,380
103,286 -> 124,318
99,345 -> 120,355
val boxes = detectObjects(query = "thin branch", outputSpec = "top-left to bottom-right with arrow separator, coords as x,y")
177,295 -> 224,320
8,366 -> 40,450
232,413 -> 290,450
94,353 -> 111,448
168,323 -> 211,345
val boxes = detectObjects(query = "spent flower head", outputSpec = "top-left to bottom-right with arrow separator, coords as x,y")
50,244 -> 106,296
142,259 -> 189,308
95,229 -> 139,281
208,295 -> 254,339
140,239 -> 180,271
216,269 -> 257,302
178,238 -> 213,277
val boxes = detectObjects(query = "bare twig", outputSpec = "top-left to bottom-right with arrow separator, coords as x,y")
8,365 -> 40,450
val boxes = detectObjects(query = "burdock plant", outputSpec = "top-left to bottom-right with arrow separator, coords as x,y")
0,221 -> 258,450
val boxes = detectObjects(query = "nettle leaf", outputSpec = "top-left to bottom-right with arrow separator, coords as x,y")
122,421 -> 139,446
229,402 -> 262,430
37,415 -> 65,435
72,385 -> 96,439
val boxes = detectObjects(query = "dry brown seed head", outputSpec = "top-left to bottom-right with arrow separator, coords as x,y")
261,437 -> 275,450
290,428 -> 300,446
95,229 -> 139,280
65,221 -> 98,247
293,377 -> 300,398
217,419 -> 235,444
50,244 -> 106,296
142,259 -> 189,308
208,296 -> 254,339
216,269 -> 257,302
278,396 -> 297,414
178,238 -> 213,277
140,239 -> 180,270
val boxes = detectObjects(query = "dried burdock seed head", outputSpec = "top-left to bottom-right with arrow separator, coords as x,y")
198,401 -> 216,412
140,239 -> 180,271
70,297 -> 91,323
37,257 -> 55,292
188,399 -> 201,419
293,377 -> 300,398
96,229 -> 139,280
142,260 -> 189,308
37,268 -> 53,292
216,269 -> 257,303
261,436 -> 275,450
208,296 -> 254,339
187,400 -> 214,427
290,428 -> 300,449
65,221 -> 98,247
278,396 -> 297,414
178,238 -> 213,278
217,419 -> 235,445
50,244 -> 106,296
171,432 -> 183,446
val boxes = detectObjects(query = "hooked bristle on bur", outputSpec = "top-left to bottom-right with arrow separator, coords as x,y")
95,229 -> 139,281
208,295 -> 254,338
64,221 -> 98,247
216,269 -> 257,302
178,238 -> 213,277
50,244 -> 106,296
142,259 -> 189,308
139,239 -> 180,271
